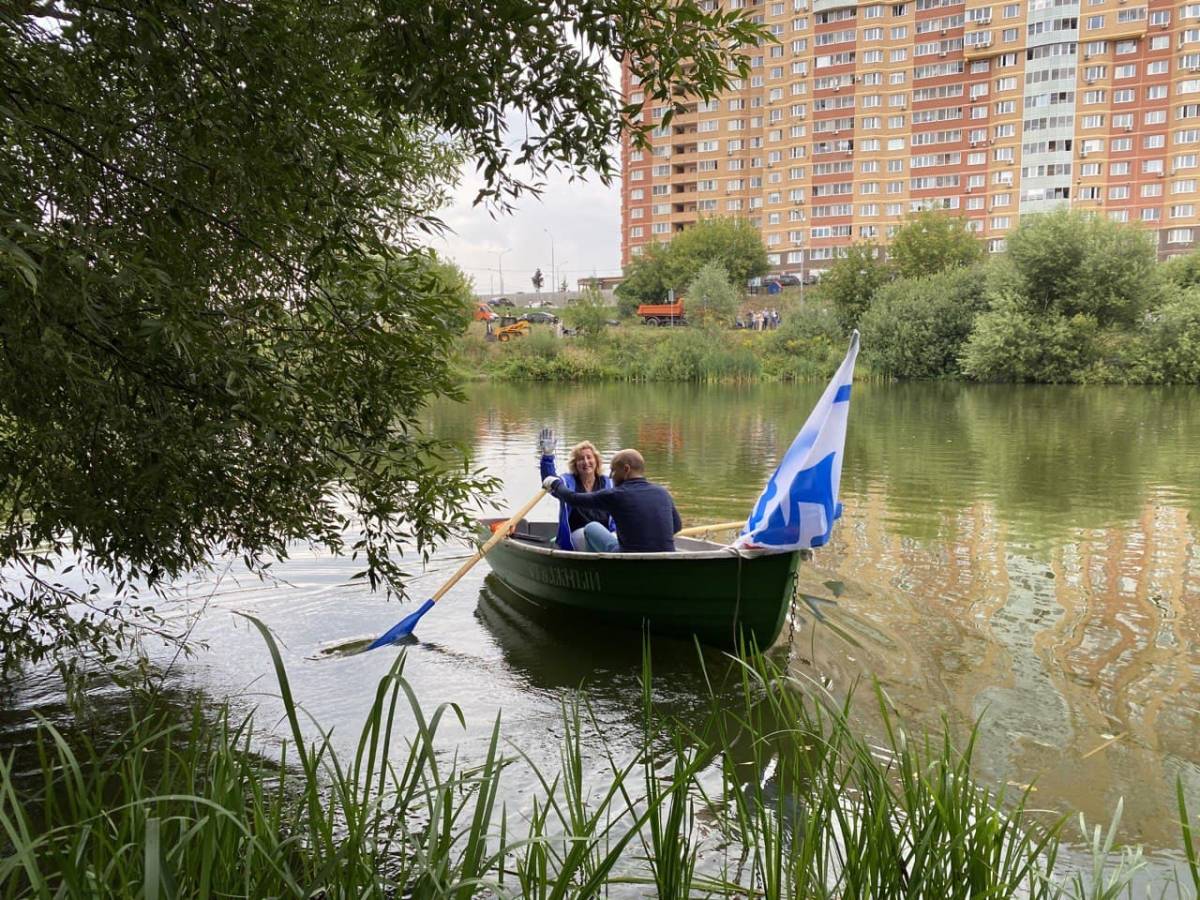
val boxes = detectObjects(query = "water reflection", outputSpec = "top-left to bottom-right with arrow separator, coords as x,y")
475,576 -> 781,724
5,380 -> 1196,880
433,381 -> 1200,855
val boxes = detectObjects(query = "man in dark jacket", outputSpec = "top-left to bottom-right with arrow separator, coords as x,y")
543,449 -> 681,552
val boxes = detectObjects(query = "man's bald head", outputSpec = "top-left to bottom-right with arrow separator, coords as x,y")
610,449 -> 645,484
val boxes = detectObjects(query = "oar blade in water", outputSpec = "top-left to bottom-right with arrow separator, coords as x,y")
366,599 -> 435,650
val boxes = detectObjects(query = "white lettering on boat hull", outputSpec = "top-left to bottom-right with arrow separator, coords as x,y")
526,566 -> 602,592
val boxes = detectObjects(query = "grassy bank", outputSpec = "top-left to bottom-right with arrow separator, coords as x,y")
458,298 -> 848,384
2,619 -> 1197,897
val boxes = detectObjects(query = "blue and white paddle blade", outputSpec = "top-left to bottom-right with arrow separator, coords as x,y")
366,598 -> 435,650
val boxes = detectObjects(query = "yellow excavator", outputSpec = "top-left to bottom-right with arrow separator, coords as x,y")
485,315 -> 530,343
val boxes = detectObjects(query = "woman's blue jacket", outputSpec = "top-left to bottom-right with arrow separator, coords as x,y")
539,454 -> 617,550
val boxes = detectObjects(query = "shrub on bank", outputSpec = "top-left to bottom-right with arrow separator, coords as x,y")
960,294 -> 1103,383
958,211 -> 1187,384
860,265 -> 988,379
758,300 -> 847,380
647,327 -> 761,382
1126,287 -> 1200,383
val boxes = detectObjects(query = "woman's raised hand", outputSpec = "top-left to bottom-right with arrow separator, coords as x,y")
537,426 -> 556,457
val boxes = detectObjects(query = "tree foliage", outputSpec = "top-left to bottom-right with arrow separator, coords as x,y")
686,261 -> 741,327
860,266 -> 988,379
563,289 -> 612,342
1159,250 -> 1200,289
666,218 -> 769,289
960,295 -> 1103,383
960,211 -> 1162,382
1002,209 -> 1159,326
616,218 -> 768,305
616,242 -> 674,313
1127,287 -> 1200,383
0,1 -> 765,671
888,210 -> 984,279
817,243 -> 892,333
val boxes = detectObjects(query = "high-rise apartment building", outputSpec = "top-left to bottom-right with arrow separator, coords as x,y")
620,0 -> 1200,277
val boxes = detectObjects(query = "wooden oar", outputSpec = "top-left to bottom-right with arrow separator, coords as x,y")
675,520 -> 745,538
366,488 -> 549,649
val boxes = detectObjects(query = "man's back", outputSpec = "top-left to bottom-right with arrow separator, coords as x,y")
602,478 -> 679,552
548,476 -> 681,552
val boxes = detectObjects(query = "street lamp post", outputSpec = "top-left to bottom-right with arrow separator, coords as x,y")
543,228 -> 556,300
496,248 -> 512,296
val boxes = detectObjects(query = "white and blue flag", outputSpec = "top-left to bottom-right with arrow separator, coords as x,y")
735,331 -> 859,552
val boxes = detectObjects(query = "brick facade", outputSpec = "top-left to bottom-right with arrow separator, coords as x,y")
621,0 -> 1200,276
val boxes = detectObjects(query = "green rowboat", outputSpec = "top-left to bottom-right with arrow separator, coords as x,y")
481,518 -> 804,650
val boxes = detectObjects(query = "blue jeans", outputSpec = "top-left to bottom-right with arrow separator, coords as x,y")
582,521 -> 619,553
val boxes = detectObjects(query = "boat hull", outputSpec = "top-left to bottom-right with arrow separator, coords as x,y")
481,520 -> 801,650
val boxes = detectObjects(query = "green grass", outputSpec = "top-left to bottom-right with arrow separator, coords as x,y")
1,621 -> 1197,897
457,314 -> 850,384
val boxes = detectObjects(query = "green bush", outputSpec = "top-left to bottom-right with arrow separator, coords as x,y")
1004,209 -> 1160,327
687,261 -> 741,327
563,288 -> 613,343
494,343 -> 606,381
1126,287 -> 1200,383
523,326 -> 561,360
859,266 -> 988,379
647,328 -> 760,382
888,209 -> 983,279
1160,251 -> 1200,290
815,242 -> 892,333
960,293 -> 1101,382
758,301 -> 847,380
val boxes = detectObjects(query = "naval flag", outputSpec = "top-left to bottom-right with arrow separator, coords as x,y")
734,330 -> 859,552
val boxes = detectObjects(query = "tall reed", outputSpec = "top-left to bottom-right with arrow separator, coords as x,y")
1,619 -> 1195,897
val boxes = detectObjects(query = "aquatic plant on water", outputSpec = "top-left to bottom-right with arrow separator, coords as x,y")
1,618 -> 1197,897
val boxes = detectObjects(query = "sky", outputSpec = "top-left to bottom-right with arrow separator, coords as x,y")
431,166 -> 623,298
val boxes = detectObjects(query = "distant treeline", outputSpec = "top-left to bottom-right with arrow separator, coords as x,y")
457,313 -> 847,383
830,208 -> 1200,385
463,210 -> 1200,385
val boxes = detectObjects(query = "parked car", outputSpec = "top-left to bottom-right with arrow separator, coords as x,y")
534,299 -> 556,308
519,311 -> 559,324
775,273 -> 802,286
488,297 -> 515,308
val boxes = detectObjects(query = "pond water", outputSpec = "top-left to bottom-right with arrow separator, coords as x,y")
6,380 -> 1200,881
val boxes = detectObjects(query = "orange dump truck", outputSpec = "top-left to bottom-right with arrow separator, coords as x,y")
636,299 -> 686,326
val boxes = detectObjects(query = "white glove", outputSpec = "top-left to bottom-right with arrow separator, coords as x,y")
537,426 -> 556,456
542,476 -> 561,491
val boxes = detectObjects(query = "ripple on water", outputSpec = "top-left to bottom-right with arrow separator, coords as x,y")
6,381 -> 1200,881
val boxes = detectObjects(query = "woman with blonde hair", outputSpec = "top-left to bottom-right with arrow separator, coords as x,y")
537,427 -> 617,551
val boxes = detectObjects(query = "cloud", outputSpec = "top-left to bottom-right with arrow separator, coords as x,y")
432,167 -> 622,296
